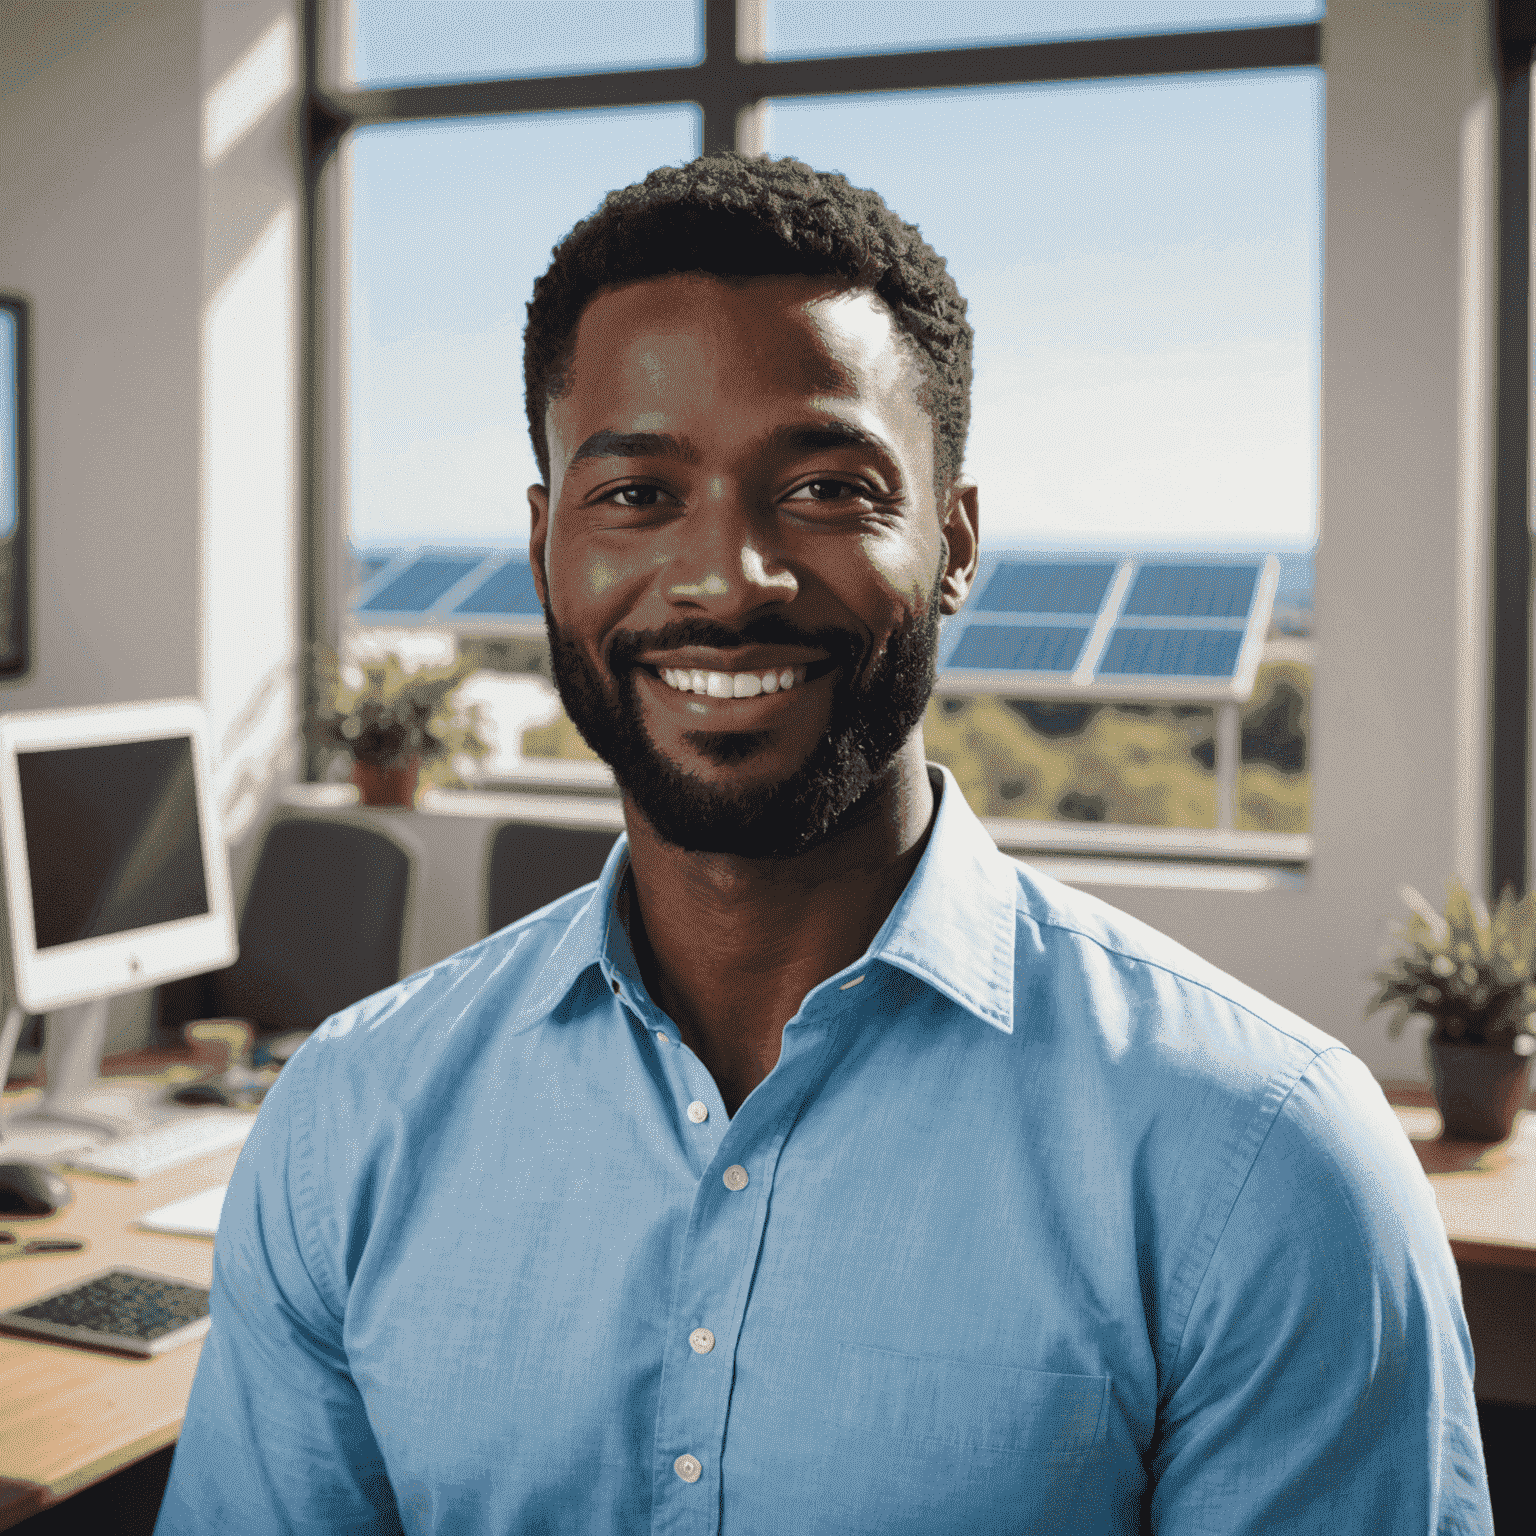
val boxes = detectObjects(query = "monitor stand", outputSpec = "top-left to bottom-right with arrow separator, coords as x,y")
0,997 -> 132,1144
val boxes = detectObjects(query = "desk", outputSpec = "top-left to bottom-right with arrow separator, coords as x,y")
0,1077 -> 241,1531
1392,1102 -> 1536,1408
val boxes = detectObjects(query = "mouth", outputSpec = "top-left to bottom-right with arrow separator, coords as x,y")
635,653 -> 840,701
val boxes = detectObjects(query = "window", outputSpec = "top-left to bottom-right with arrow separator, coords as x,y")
322,1 -> 1322,861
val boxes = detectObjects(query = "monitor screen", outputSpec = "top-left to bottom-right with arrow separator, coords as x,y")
17,736 -> 210,949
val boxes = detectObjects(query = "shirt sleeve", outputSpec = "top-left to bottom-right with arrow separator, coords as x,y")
1147,1047 -> 1493,1535
153,1039 -> 403,1535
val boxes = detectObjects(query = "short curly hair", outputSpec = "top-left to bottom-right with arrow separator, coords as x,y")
524,152 -> 973,499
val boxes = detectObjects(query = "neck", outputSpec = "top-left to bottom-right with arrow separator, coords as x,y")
622,737 -> 937,1116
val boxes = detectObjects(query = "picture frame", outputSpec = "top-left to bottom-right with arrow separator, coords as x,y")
0,295 -> 30,678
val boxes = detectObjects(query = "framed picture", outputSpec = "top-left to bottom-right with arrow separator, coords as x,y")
0,296 -> 28,677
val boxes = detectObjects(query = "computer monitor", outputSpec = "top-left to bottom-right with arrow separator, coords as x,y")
0,698 -> 237,1140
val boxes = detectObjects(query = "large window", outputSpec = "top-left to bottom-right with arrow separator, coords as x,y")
324,1 -> 1323,860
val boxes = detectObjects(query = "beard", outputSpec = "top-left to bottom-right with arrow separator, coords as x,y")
544,579 -> 942,859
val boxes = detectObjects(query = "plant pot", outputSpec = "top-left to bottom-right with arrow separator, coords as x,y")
351,757 -> 421,808
1426,1035 -> 1533,1142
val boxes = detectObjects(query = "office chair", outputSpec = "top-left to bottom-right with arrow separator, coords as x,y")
485,821 -> 619,935
153,814 -> 417,1049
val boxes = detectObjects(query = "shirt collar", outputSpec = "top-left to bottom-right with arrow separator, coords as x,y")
551,762 -> 1017,1034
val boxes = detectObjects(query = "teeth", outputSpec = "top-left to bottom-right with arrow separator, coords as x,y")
656,665 -> 808,696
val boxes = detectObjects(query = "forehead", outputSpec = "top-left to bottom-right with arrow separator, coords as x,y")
549,272 -> 928,444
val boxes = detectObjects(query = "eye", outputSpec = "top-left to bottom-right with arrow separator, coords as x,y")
604,484 -> 668,508
786,478 -> 864,503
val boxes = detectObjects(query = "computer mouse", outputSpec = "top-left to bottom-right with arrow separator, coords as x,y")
0,1161 -> 74,1217
171,1080 -> 235,1107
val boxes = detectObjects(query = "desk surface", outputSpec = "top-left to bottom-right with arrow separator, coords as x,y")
0,1083 -> 242,1530
1393,1104 -> 1536,1272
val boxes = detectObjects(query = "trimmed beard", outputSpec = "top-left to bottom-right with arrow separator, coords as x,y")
544,579 -> 942,859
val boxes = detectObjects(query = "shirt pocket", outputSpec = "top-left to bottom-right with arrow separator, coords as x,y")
826,1342 -> 1109,1464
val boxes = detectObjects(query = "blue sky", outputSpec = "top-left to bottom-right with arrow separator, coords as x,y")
346,3 -> 1322,553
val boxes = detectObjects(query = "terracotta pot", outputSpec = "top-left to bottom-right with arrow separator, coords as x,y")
351,756 -> 421,808
1426,1035 -> 1533,1142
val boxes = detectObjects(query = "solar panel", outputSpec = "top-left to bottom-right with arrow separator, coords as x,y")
1097,626 -> 1245,678
1121,563 -> 1257,620
975,561 -> 1115,615
357,555 -> 482,615
449,560 -> 542,618
947,624 -> 1089,673
937,552 -> 1278,702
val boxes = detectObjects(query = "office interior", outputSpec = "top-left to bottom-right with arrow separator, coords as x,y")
0,1 -> 1533,1531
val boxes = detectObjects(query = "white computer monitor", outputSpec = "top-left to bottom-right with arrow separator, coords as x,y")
0,699 -> 237,1139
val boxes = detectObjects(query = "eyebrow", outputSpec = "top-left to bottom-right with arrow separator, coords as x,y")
566,420 -> 896,467
569,430 -> 699,465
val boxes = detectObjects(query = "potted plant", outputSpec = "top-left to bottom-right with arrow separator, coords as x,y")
1368,878 -> 1536,1141
307,647 -> 492,806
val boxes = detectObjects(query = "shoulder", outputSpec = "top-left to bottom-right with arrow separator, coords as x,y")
1007,857 -> 1341,1089
296,880 -> 604,1069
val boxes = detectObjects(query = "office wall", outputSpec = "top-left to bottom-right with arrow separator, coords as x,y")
0,1 -> 304,1051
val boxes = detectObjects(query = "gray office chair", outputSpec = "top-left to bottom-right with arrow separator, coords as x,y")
485,821 -> 619,935
152,815 -> 416,1048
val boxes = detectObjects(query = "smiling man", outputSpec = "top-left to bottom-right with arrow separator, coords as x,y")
158,155 -> 1491,1534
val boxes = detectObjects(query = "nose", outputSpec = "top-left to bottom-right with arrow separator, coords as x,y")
666,483 -> 798,615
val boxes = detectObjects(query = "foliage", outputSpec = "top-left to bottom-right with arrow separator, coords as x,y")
521,707 -> 602,763
1367,878 -> 1536,1050
307,647 -> 492,776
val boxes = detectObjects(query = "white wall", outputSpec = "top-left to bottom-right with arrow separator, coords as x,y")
0,0 -> 304,1051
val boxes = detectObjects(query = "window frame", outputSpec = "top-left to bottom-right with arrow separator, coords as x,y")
301,0 -> 1328,868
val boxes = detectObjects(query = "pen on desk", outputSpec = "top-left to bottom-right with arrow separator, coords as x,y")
0,1232 -> 87,1256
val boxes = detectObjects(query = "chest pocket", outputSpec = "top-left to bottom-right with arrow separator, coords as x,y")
826,1342 -> 1109,1461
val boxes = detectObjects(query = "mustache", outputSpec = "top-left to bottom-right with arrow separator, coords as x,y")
607,615 -> 864,672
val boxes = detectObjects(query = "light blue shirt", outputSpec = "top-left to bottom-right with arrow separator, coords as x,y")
156,766 -> 1491,1534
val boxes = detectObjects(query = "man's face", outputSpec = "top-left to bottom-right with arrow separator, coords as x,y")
528,272 -> 976,857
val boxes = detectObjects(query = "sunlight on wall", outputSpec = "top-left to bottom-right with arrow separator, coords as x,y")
203,13 -> 294,167
202,206 -> 298,842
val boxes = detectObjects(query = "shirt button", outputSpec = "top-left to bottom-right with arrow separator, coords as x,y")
674,1453 -> 702,1483
657,1031 -> 669,1044
689,1327 -> 715,1354
722,1164 -> 748,1191
687,1100 -> 708,1123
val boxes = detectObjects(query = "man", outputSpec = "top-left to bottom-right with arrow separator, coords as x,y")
158,154 -> 1492,1533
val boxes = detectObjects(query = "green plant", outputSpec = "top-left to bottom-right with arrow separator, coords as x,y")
1367,877 -> 1536,1052
307,647 -> 492,778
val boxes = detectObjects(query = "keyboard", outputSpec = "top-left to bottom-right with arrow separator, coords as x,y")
60,1113 -> 254,1181
0,1267 -> 212,1356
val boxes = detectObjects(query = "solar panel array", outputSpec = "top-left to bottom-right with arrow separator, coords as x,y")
350,547 -> 1280,699
352,549 -> 546,636
937,553 -> 1279,702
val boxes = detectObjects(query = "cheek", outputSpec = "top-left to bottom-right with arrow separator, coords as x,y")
856,528 -> 940,623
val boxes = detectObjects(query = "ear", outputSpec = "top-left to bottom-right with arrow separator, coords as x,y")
937,476 -> 979,615
527,484 -> 551,610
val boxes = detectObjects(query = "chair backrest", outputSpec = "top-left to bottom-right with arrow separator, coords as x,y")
485,821 -> 619,935
206,816 -> 414,1034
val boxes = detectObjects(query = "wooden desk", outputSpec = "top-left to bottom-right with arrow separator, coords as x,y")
0,1091 -> 242,1531
1392,1102 -> 1536,1407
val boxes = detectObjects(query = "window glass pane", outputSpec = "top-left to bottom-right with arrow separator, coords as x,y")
347,105 -> 700,550
348,0 -> 703,88
764,73 -> 1322,552
765,1 -> 1322,60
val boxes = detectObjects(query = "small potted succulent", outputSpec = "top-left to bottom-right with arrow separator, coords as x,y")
306,647 -> 492,806
1368,877 -> 1536,1141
